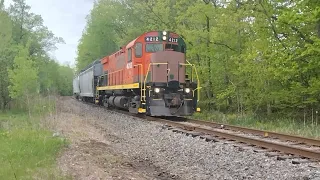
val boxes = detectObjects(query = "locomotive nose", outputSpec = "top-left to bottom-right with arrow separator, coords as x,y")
150,51 -> 186,84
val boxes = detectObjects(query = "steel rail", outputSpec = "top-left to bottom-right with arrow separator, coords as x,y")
77,98 -> 320,160
187,119 -> 320,147
148,117 -> 320,161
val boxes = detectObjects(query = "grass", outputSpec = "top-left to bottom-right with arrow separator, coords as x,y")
193,110 -> 320,139
0,108 -> 69,179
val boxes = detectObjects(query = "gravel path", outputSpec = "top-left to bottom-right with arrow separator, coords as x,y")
52,97 -> 320,180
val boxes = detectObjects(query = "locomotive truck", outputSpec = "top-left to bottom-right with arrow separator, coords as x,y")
73,31 -> 201,116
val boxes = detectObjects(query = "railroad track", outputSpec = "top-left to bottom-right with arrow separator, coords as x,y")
187,118 -> 320,147
78,98 -> 320,162
147,117 -> 320,162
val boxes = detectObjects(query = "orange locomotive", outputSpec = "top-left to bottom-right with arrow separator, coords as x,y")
88,31 -> 200,116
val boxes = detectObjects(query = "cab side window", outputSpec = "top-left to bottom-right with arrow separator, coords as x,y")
128,48 -> 132,62
135,43 -> 142,58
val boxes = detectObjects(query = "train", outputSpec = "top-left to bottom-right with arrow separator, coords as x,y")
73,31 -> 201,116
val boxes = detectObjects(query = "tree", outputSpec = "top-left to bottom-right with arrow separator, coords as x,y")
76,0 -> 120,70
57,65 -> 74,96
8,43 -> 39,115
0,0 -> 73,111
0,7 -> 13,109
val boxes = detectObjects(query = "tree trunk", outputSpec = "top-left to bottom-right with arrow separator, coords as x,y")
267,103 -> 271,116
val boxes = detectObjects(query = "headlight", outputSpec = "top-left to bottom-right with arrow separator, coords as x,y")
162,31 -> 167,36
154,88 -> 160,93
162,36 -> 167,41
185,88 -> 191,93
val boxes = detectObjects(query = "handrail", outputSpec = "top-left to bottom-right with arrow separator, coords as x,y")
142,62 -> 201,103
98,69 -> 124,79
185,60 -> 194,83
178,63 -> 194,82
134,64 -> 143,103
98,69 -> 124,86
179,63 -> 201,102
192,64 -> 201,102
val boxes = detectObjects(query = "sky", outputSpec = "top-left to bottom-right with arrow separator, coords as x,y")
4,0 -> 94,66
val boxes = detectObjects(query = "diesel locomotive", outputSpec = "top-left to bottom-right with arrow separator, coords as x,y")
73,31 -> 201,116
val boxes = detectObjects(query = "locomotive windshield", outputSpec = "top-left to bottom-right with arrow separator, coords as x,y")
146,43 -> 186,53
165,44 -> 185,53
146,43 -> 164,52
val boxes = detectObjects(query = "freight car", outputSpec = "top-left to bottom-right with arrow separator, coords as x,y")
74,59 -> 103,102
74,31 -> 201,116
72,76 -> 80,99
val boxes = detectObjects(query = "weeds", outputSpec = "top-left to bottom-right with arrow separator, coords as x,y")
0,96 -> 68,179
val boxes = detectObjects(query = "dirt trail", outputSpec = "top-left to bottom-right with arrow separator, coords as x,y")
43,97 -> 176,180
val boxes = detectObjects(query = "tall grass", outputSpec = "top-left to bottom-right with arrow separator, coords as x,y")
193,110 -> 320,139
0,96 -> 69,179
7,94 -> 56,118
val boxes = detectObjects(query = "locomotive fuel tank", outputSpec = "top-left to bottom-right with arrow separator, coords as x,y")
108,96 -> 116,106
108,96 -> 128,109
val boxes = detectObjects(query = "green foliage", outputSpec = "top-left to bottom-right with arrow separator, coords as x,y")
37,59 -> 74,96
8,44 -> 39,100
0,8 -> 13,109
0,0 -> 74,110
56,65 -> 74,96
76,0 -> 119,70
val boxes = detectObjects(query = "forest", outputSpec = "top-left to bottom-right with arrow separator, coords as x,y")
0,0 -> 74,111
76,0 -> 320,120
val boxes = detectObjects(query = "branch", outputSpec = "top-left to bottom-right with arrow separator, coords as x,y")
0,0 -> 4,9
203,0 -> 217,7
19,4 -> 26,41
144,2 -> 173,29
318,19 -> 320,38
213,42 -> 237,51
112,23 -> 128,38
269,12 -> 314,45
290,26 -> 314,44
259,1 -> 287,50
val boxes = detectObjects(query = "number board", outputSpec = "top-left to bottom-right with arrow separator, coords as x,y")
168,37 -> 178,43
145,36 -> 159,42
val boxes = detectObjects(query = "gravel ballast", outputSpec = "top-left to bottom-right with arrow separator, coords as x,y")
62,98 -> 320,180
